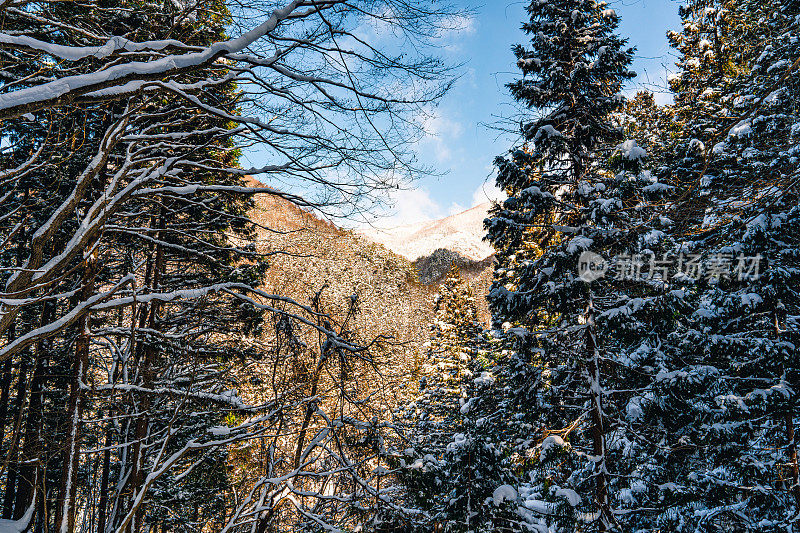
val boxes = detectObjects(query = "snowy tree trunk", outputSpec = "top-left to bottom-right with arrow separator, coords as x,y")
586,298 -> 613,531
55,244 -> 97,533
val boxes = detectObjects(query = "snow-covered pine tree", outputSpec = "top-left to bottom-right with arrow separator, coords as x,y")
412,265 -> 482,455
650,0 -> 800,529
395,265 -> 505,532
616,91 -> 674,173
477,1 -> 664,530
667,0 -> 756,143
662,0 -> 771,229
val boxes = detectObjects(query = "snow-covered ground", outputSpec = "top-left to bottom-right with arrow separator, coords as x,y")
359,202 -> 494,261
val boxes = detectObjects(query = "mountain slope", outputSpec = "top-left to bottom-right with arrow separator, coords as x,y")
358,202 -> 494,261
247,191 -> 495,333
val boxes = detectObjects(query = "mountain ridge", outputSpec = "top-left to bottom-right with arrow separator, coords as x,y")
357,202 -> 495,262
247,191 -> 495,325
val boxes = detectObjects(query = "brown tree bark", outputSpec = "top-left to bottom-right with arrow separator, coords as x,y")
13,300 -> 54,520
96,407 -> 114,533
0,338 -> 13,517
126,210 -> 165,532
2,356 -> 28,519
586,299 -> 612,532
55,246 -> 97,533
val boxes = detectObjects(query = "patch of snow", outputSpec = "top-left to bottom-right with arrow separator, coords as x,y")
702,212 -> 719,228
447,433 -> 467,452
555,488 -> 581,507
643,230 -> 665,245
0,496 -> 34,533
617,139 -> 647,161
518,57 -> 542,69
459,397 -> 475,414
642,182 -> 672,193
523,498 -> 551,514
540,435 -> 566,460
656,370 -> 689,382
535,125 -> 563,140
767,59 -> 790,73
688,138 -> 705,152
729,120 -> 752,138
764,89 -> 785,105
473,371 -> 496,386
566,236 -> 593,254
522,185 -> 554,199
492,484 -> 518,506
626,397 -> 644,420
740,293 -> 763,307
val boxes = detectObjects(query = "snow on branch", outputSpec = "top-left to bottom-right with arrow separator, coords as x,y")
0,0 -> 305,119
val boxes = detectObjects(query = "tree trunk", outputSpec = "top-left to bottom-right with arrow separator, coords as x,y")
128,211 -> 165,532
2,356 -> 28,519
0,337 -> 12,516
0,327 -> 12,440
96,414 -> 113,533
586,298 -> 612,531
14,300 -> 54,520
55,246 -> 97,533
1,221 -> 27,515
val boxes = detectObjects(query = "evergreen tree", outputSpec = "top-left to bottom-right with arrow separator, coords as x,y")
474,1 -> 672,530
616,91 -> 674,171
413,266 -> 482,456
649,1 -> 800,529
396,266 -> 512,531
0,0 -> 261,528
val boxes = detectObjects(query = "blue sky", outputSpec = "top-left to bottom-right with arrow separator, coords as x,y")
376,0 -> 683,227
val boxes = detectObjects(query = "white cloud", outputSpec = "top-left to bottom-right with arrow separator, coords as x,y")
448,202 -> 467,216
373,183 -> 473,228
420,110 -> 463,162
354,10 -> 476,53
383,187 -> 444,227
472,180 -> 505,207
435,13 -> 477,53
367,178 -> 505,230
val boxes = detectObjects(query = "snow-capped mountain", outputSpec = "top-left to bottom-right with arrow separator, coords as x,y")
358,202 -> 494,261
